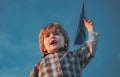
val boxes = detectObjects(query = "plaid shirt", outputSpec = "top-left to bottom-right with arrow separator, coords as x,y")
30,32 -> 98,77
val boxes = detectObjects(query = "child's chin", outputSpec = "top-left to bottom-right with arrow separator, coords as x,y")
50,47 -> 60,51
50,44 -> 58,48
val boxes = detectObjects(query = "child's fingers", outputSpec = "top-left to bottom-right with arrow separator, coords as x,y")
88,20 -> 92,22
90,21 -> 94,25
83,18 -> 87,23
83,19 -> 92,23
87,20 -> 94,25
83,19 -> 94,25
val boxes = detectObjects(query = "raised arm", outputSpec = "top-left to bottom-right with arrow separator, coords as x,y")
75,19 -> 98,69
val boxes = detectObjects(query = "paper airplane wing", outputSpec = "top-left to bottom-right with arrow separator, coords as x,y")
74,2 -> 86,45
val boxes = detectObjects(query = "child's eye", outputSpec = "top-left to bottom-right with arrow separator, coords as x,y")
45,34 -> 50,38
54,32 -> 60,35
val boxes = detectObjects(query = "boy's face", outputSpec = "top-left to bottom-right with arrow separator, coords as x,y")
44,27 -> 65,53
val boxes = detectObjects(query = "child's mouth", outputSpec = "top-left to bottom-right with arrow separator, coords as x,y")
50,40 -> 57,45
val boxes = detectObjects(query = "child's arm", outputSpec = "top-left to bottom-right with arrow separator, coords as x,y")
75,19 -> 98,69
82,19 -> 97,57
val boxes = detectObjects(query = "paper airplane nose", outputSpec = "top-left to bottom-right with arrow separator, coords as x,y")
74,2 -> 86,45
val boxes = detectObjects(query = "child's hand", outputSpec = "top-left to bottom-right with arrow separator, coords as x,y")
83,19 -> 95,32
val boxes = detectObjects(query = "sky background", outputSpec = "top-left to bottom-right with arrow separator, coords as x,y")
0,0 -> 120,77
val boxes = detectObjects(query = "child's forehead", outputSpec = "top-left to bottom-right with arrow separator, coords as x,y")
44,26 -> 60,34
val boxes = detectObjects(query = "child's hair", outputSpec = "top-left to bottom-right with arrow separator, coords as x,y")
39,23 -> 69,54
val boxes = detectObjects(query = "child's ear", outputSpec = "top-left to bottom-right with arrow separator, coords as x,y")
43,48 -> 47,52
64,43 -> 68,51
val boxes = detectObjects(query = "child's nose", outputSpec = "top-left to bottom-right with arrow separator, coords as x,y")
50,33 -> 55,39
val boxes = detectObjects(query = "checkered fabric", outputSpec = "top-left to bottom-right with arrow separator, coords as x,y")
30,32 -> 98,77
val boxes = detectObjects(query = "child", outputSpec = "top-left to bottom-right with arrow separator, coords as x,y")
30,19 -> 98,77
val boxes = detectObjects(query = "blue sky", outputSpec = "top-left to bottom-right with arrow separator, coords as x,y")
0,0 -> 120,77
